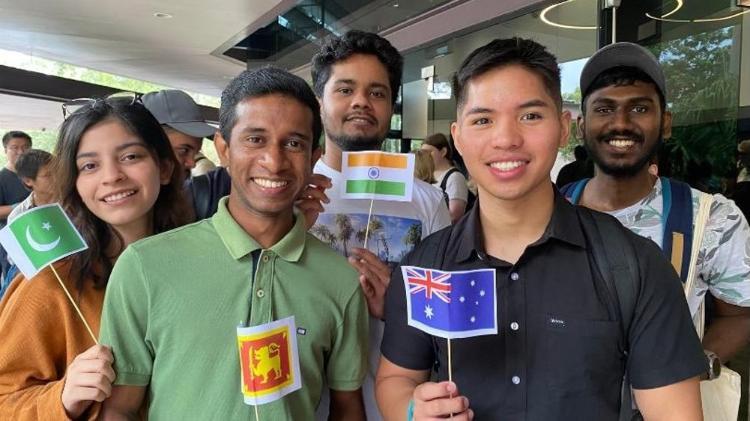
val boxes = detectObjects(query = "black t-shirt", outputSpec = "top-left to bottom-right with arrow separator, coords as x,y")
184,167 -> 231,220
382,193 -> 705,420
0,167 -> 30,226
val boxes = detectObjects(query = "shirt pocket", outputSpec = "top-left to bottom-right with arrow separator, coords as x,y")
542,314 -> 624,395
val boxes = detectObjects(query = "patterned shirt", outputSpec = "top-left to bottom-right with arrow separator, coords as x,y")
607,179 -> 750,315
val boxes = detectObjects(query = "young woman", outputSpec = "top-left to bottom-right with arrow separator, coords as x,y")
0,97 -> 190,420
421,132 -> 469,223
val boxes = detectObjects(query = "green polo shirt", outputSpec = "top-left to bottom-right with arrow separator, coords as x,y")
99,198 -> 368,419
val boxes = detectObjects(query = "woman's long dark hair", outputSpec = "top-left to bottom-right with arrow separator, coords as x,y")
53,98 -> 191,293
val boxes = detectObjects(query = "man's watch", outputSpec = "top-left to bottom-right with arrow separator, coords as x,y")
705,350 -> 722,381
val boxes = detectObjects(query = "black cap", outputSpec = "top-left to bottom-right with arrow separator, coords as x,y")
580,42 -> 666,99
142,90 -> 215,139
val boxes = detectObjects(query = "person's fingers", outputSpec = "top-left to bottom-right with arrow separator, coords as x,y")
348,256 -> 377,281
67,372 -> 113,394
300,184 -> 330,204
414,381 -> 456,402
69,384 -> 111,402
76,344 -> 113,363
296,199 -> 324,214
413,382 -> 471,418
349,248 -> 391,282
309,173 -> 332,190
68,358 -> 116,383
417,396 -> 470,419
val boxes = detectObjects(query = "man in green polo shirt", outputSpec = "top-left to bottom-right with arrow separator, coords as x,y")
99,67 -> 369,420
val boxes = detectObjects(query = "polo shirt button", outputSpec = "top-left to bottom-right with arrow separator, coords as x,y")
512,376 -> 521,385
256,289 -> 265,298
262,255 -> 269,263
510,322 -> 519,331
510,272 -> 519,281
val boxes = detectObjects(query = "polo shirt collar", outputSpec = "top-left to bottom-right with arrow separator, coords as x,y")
454,189 -> 586,263
211,197 -> 306,262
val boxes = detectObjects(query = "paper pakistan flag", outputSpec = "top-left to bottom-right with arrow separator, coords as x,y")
0,204 -> 87,279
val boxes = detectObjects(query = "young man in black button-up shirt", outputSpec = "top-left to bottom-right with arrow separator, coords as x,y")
375,38 -> 705,420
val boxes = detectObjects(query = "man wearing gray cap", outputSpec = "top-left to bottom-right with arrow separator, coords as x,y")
561,42 -> 750,418
143,89 -> 215,179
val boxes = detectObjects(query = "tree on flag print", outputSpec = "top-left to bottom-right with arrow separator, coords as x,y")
401,266 -> 497,339
0,204 -> 87,279
341,151 -> 415,201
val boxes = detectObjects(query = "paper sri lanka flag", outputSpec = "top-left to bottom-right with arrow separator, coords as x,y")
0,204 -> 87,279
237,316 -> 302,406
402,266 -> 497,339
341,151 -> 415,202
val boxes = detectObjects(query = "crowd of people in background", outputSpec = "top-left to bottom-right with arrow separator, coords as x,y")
0,28 -> 748,421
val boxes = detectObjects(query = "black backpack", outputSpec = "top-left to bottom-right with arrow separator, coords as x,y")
439,168 -> 477,211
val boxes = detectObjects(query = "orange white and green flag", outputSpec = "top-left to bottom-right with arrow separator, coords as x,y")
236,316 -> 302,406
341,151 -> 415,202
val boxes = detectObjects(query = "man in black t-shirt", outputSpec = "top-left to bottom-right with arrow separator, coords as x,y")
376,38 -> 704,421
0,131 -> 32,278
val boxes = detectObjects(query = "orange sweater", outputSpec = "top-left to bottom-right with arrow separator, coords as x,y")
0,259 -> 104,420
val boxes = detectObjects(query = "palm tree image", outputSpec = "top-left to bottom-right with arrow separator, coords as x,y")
311,224 -> 337,248
355,217 -> 385,253
403,224 -> 422,251
335,214 -> 354,257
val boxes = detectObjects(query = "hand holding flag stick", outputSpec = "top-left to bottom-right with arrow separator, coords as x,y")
402,266 -> 497,418
0,204 -> 92,342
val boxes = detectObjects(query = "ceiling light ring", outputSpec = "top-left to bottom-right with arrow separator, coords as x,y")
646,1 -> 749,23
540,0 -> 598,30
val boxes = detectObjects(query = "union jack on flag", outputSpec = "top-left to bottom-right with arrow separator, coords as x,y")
405,267 -> 452,303
401,265 -> 497,339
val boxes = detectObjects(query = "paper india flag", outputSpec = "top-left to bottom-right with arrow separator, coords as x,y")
342,151 -> 415,202
0,204 -> 87,279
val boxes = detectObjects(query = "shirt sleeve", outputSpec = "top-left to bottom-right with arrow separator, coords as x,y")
99,247 -> 153,386
325,286 -> 369,391
0,275 -> 75,420
626,235 -> 706,389
697,195 -> 750,306
445,171 -> 468,203
381,259 -> 435,371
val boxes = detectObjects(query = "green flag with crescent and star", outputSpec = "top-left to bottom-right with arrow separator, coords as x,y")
0,204 -> 87,279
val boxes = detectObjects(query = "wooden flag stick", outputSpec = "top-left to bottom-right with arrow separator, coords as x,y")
363,199 -> 375,249
448,338 -> 454,419
254,403 -> 260,421
49,265 -> 98,345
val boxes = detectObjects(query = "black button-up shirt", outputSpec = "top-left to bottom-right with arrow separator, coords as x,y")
382,192 -> 705,420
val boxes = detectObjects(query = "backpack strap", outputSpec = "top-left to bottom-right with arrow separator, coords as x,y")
559,178 -> 590,204
576,207 -> 640,421
577,207 -> 638,350
439,168 -> 460,193
661,177 -> 694,283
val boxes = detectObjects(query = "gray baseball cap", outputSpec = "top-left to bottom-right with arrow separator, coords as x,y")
580,42 -> 666,99
142,90 -> 215,139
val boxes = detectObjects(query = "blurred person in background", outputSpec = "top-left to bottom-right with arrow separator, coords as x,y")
421,132 -> 469,222
143,90 -> 216,179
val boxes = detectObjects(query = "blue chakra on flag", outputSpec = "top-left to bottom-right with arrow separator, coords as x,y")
367,167 -> 380,179
402,266 -> 497,339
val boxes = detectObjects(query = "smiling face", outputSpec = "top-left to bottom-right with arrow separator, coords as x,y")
452,64 -> 569,203
75,119 -> 171,240
581,80 -> 671,178
319,53 -> 393,152
218,94 -> 318,221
